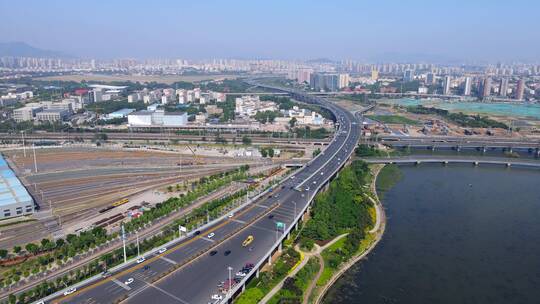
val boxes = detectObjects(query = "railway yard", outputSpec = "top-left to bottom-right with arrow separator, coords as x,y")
0,146 -> 282,249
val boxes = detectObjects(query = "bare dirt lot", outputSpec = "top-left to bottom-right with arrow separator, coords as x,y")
35,73 -> 240,84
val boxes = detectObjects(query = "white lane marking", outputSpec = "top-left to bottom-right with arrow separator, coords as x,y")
250,224 -> 277,234
232,219 -> 246,224
111,278 -> 131,291
201,237 -> 215,243
160,256 -> 178,265
142,281 -> 190,304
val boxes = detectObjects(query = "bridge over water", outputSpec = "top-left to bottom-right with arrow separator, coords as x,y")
362,155 -> 540,168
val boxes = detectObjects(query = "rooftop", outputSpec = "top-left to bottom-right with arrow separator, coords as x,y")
0,155 -> 33,207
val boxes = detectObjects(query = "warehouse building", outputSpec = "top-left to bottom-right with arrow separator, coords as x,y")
0,155 -> 34,219
128,109 -> 187,127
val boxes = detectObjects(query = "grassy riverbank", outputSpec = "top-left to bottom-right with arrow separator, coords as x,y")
375,164 -> 403,199
235,161 -> 388,304
261,161 -> 382,304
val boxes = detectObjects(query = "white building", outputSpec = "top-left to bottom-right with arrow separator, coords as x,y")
13,105 -> 43,122
128,110 -> 187,127
235,95 -> 277,117
35,109 -> 69,122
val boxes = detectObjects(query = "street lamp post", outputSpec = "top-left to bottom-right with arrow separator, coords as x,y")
122,224 -> 127,263
228,266 -> 233,297
136,231 -> 140,257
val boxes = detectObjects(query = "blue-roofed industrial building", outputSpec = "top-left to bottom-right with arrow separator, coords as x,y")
0,154 -> 34,219
105,108 -> 135,120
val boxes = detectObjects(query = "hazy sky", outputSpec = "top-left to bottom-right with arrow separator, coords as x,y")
1,0 -> 539,62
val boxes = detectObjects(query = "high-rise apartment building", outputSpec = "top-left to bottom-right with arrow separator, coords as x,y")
463,77 -> 472,96
404,70 -> 414,82
499,78 -> 509,97
371,69 -> 379,80
443,76 -> 452,95
338,74 -> 350,89
426,72 -> 435,85
480,77 -> 491,98
515,79 -> 525,100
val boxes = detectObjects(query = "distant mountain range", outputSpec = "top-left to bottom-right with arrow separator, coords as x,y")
0,42 -> 72,58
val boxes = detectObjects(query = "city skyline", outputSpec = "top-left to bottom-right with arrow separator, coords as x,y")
1,0 -> 539,62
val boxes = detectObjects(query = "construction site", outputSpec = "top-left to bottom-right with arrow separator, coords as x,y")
0,141 -> 313,249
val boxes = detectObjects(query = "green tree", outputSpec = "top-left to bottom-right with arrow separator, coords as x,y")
0,249 -> 7,259
241,135 -> 252,145
13,246 -> 21,255
26,243 -> 40,255
289,117 -> 297,129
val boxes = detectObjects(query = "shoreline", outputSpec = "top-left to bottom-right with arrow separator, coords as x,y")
314,164 -> 387,304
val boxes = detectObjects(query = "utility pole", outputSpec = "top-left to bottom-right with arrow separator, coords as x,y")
122,224 -> 127,263
32,143 -> 38,173
21,131 -> 26,157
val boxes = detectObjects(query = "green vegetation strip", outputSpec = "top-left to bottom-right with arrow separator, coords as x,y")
267,257 -> 321,304
366,114 -> 419,125
406,105 -> 508,129
235,248 -> 301,304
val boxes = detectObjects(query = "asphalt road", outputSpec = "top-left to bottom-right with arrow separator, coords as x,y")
47,88 -> 361,304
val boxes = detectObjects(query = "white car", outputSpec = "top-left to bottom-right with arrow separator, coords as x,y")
156,247 -> 167,254
211,294 -> 223,300
236,271 -> 247,277
125,278 -> 134,285
63,287 -> 77,296
136,257 -> 146,264
228,213 -> 234,218
207,232 -> 215,238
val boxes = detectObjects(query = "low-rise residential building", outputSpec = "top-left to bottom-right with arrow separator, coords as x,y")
13,105 -> 43,122
235,95 -> 277,117
195,112 -> 208,123
206,104 -> 223,116
35,109 -> 69,122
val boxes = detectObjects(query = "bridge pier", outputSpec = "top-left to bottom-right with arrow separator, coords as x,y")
278,243 -> 282,253
509,147 -> 513,153
295,222 -> 299,231
482,146 -> 487,153
431,146 -> 435,152
456,146 -> 461,152
443,160 -> 449,165
474,161 -> 479,166
415,161 -> 421,166
506,163 -> 512,167
256,269 -> 260,278
268,255 -> 272,266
